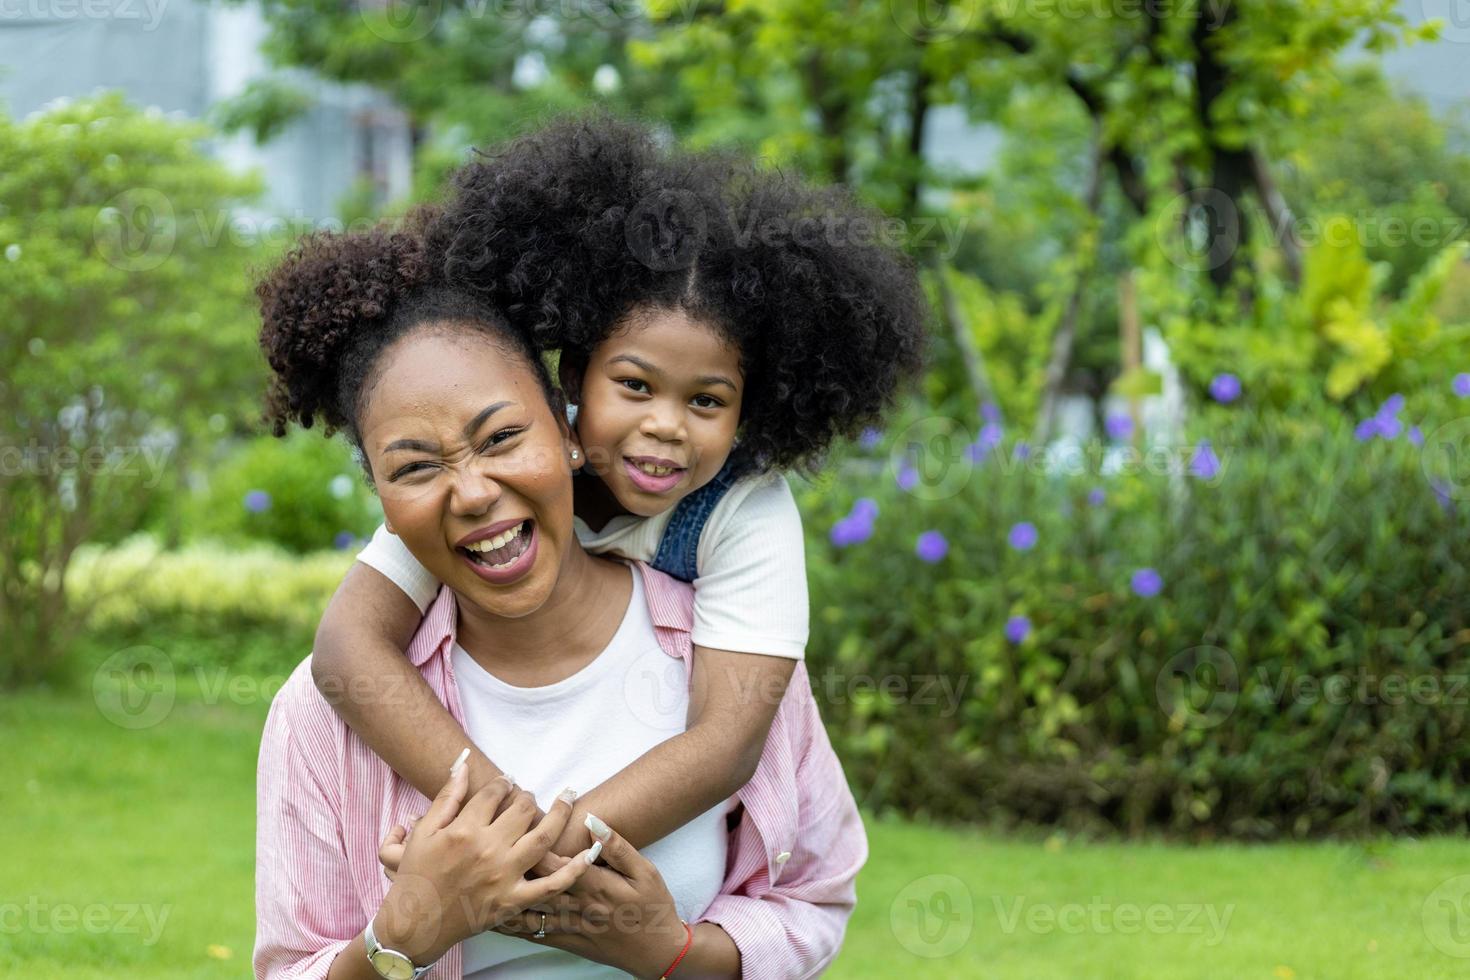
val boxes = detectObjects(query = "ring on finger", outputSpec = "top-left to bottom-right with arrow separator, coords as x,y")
533,911 -> 547,939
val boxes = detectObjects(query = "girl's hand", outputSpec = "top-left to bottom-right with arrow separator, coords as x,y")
494,820 -> 690,978
371,761 -> 595,967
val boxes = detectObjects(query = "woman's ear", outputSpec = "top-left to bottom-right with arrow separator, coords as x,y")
565,424 -> 586,473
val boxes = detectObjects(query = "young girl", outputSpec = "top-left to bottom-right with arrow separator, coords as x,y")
312,116 -> 927,856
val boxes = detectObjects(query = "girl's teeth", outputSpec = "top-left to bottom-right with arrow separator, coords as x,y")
635,462 -> 675,476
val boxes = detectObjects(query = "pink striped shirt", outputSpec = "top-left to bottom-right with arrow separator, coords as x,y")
254,560 -> 868,979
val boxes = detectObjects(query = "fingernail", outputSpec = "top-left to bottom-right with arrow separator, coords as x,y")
585,840 -> 603,864
449,747 -> 470,776
584,813 -> 611,842
556,787 -> 578,805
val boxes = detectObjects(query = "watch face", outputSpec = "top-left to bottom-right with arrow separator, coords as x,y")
369,948 -> 417,980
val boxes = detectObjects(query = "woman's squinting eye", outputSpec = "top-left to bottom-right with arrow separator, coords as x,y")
389,427 -> 527,480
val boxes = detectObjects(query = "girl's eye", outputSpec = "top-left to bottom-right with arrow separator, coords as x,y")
692,394 -> 724,409
619,379 -> 650,394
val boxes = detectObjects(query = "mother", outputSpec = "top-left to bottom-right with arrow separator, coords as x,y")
251,205 -> 866,979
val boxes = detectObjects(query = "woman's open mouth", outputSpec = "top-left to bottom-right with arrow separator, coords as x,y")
623,457 -> 686,494
456,519 -> 538,585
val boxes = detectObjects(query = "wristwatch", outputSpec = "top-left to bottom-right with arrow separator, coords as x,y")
364,915 -> 434,980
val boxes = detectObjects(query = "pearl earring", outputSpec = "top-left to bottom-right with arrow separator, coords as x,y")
570,450 -> 580,460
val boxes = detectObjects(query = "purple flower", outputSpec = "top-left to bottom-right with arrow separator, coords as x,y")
850,498 -> 879,522
859,427 -> 883,450
1408,425 -> 1424,447
244,489 -> 271,513
1105,413 -> 1133,441
830,515 -> 874,548
1189,439 -> 1220,480
915,530 -> 948,563
896,462 -> 919,491
1087,487 -> 1107,507
1208,373 -> 1242,404
1131,567 -> 1163,598
1008,521 -> 1038,551
964,441 -> 987,464
1004,615 -> 1031,644
1454,373 -> 1470,398
333,531 -> 356,550
1356,395 -> 1408,441
1013,441 -> 1032,460
982,402 -> 1002,424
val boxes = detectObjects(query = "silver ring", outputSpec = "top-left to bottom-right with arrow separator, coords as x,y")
533,911 -> 547,939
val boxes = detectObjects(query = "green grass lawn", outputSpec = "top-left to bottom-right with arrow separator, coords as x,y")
3,686 -> 1469,978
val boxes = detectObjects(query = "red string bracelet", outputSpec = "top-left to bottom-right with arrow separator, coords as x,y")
658,919 -> 694,979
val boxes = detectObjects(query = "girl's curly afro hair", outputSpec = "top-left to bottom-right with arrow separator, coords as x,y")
256,204 -> 559,476
438,114 -> 930,476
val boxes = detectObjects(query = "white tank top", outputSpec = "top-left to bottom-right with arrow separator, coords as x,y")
453,563 -> 732,978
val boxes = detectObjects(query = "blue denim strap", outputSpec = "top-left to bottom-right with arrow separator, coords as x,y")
650,454 -> 743,583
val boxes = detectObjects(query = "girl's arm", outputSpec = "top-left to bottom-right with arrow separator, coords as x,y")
553,474 -> 808,854
312,560 -> 510,798
553,646 -> 794,853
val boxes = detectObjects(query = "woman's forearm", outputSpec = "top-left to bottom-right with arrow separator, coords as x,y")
665,922 -> 740,980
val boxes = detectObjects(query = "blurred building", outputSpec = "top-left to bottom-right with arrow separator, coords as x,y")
0,0 -> 413,221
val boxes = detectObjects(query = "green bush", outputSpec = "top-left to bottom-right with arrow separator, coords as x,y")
803,389 -> 1470,837
181,431 -> 382,554
66,535 -> 353,678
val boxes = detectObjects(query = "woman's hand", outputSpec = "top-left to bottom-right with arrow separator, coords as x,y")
370,761 -> 595,967
494,820 -> 690,979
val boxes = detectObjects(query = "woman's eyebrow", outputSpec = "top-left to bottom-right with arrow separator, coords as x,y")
382,401 -> 514,453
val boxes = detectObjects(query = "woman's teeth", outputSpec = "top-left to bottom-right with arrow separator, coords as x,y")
463,521 -> 530,567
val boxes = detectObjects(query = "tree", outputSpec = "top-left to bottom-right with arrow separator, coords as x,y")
0,94 -> 262,685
